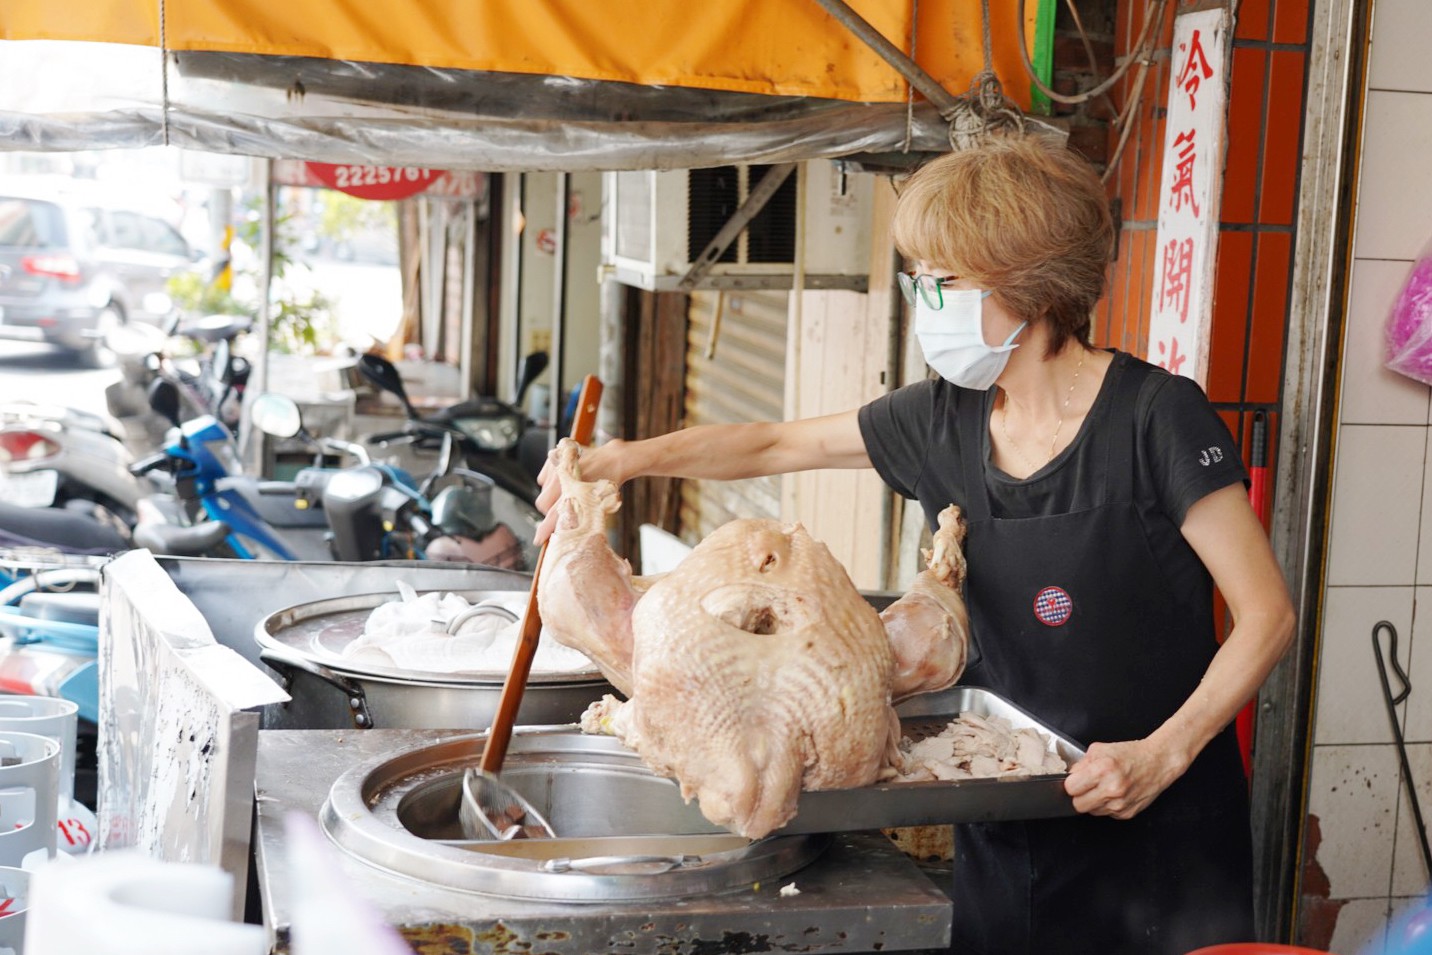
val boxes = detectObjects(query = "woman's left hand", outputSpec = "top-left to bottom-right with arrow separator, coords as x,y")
1063,739 -> 1184,820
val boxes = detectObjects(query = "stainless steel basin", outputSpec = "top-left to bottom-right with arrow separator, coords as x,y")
321,727 -> 828,902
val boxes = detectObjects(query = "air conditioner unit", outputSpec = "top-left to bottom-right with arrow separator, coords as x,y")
602,161 -> 871,292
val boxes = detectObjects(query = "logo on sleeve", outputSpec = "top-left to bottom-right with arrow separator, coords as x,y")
1198,446 -> 1225,466
1033,586 -> 1074,627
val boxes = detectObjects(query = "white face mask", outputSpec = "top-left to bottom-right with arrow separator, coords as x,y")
914,288 -> 1026,391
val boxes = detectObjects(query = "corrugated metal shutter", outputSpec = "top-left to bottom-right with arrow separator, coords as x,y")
679,289 -> 787,540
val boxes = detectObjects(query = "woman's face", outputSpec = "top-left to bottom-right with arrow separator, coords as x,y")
918,265 -> 1025,349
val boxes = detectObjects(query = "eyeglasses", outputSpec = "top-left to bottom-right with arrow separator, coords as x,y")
897,271 -> 977,310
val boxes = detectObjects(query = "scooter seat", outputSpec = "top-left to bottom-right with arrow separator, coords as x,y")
178,313 -> 252,344
131,520 -> 231,557
0,501 -> 129,556
17,591 -> 100,628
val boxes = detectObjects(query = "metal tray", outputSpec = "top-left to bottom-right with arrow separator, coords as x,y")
255,588 -> 604,685
381,686 -> 1085,833
778,685 -> 1087,833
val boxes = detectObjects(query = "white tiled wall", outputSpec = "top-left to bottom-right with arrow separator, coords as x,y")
1324,427 -> 1425,587
1316,0 -> 1432,950
1314,588 -> 1411,746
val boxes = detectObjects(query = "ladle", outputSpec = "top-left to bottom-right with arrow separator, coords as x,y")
459,374 -> 602,841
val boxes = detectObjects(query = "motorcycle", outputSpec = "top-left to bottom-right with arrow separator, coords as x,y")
0,313 -> 255,526
250,393 -> 538,570
130,380 -> 334,561
0,401 -> 149,525
106,312 -> 253,431
356,351 -> 550,506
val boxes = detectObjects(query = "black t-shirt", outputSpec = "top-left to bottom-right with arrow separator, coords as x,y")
858,351 -> 1247,589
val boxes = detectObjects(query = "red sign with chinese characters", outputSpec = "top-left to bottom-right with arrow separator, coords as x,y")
1146,9 -> 1229,387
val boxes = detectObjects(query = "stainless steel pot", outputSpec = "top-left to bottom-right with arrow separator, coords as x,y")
258,642 -> 613,729
256,590 -> 614,730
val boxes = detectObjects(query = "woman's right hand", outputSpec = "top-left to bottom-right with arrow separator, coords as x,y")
533,439 -> 626,545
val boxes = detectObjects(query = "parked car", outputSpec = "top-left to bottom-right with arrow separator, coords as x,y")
0,178 -> 203,367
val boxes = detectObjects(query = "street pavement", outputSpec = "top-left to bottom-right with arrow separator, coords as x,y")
0,342 -> 118,417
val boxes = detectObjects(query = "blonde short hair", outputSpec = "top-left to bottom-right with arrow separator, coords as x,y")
891,134 -> 1114,356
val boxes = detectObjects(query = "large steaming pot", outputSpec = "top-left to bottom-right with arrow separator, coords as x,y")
255,590 -> 613,730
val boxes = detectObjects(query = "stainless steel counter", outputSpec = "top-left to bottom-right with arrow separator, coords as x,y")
254,729 -> 953,954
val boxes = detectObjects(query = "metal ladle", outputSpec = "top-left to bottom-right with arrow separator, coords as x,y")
458,374 -> 603,841
442,600 -> 518,636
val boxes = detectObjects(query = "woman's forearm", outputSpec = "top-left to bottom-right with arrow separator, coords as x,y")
586,412 -> 869,485
602,422 -> 790,483
1149,606 -> 1295,775
534,411 -> 870,542
1153,484 -> 1296,773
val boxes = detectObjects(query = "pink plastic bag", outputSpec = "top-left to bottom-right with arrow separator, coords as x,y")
1387,256 -> 1432,386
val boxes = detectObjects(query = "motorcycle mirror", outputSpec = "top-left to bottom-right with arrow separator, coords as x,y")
430,482 -> 495,540
513,351 -> 550,406
250,393 -> 303,439
357,353 -> 420,420
146,378 -> 182,427
418,431 -> 457,499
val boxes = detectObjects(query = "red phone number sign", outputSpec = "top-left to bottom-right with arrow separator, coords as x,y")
304,162 -> 442,201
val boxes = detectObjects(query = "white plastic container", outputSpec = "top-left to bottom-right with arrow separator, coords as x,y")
25,852 -> 265,955
0,698 -> 95,855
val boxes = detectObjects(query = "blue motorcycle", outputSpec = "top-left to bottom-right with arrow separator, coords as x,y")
250,393 -> 537,569
130,380 -> 334,561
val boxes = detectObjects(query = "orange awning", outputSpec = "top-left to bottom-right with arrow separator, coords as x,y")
0,2 -> 157,47
0,0 -> 1039,108
0,1 -> 1056,169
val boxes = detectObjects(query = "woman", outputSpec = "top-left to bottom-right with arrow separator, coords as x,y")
536,134 -> 1294,955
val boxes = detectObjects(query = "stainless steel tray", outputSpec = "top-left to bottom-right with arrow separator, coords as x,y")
778,685 -> 1086,833
255,588 -> 604,685
330,686 -> 1083,847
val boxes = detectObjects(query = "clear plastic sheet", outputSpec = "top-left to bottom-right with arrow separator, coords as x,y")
0,42 -> 959,170
0,42 -> 164,152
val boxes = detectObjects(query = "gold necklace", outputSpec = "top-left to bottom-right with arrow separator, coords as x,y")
1000,349 -> 1086,473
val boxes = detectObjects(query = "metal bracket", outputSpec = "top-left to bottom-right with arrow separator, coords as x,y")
810,0 -> 963,120
677,164 -> 798,292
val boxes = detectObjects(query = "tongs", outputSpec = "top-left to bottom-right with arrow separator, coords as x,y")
458,374 -> 603,841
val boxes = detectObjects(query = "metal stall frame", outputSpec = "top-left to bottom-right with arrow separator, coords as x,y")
1257,0 -> 1375,940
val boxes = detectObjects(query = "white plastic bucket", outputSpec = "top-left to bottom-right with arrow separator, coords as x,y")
0,699 -> 94,855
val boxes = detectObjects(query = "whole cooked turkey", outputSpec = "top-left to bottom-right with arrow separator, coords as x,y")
538,438 -> 971,839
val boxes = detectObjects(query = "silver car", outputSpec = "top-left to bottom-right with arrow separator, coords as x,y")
0,182 -> 201,367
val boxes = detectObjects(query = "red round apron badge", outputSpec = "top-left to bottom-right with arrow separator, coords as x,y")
1033,586 -> 1073,627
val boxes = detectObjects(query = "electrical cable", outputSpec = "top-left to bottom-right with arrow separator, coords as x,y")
1017,0 -> 1171,106
902,0 -> 919,153
1063,0 -> 1119,118
158,0 -> 170,146
1100,0 -> 1170,183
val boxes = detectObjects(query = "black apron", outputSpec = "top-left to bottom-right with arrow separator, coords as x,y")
949,360 -> 1253,955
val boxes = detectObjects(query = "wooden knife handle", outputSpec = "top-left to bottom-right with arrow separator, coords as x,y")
481,374 -> 603,774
